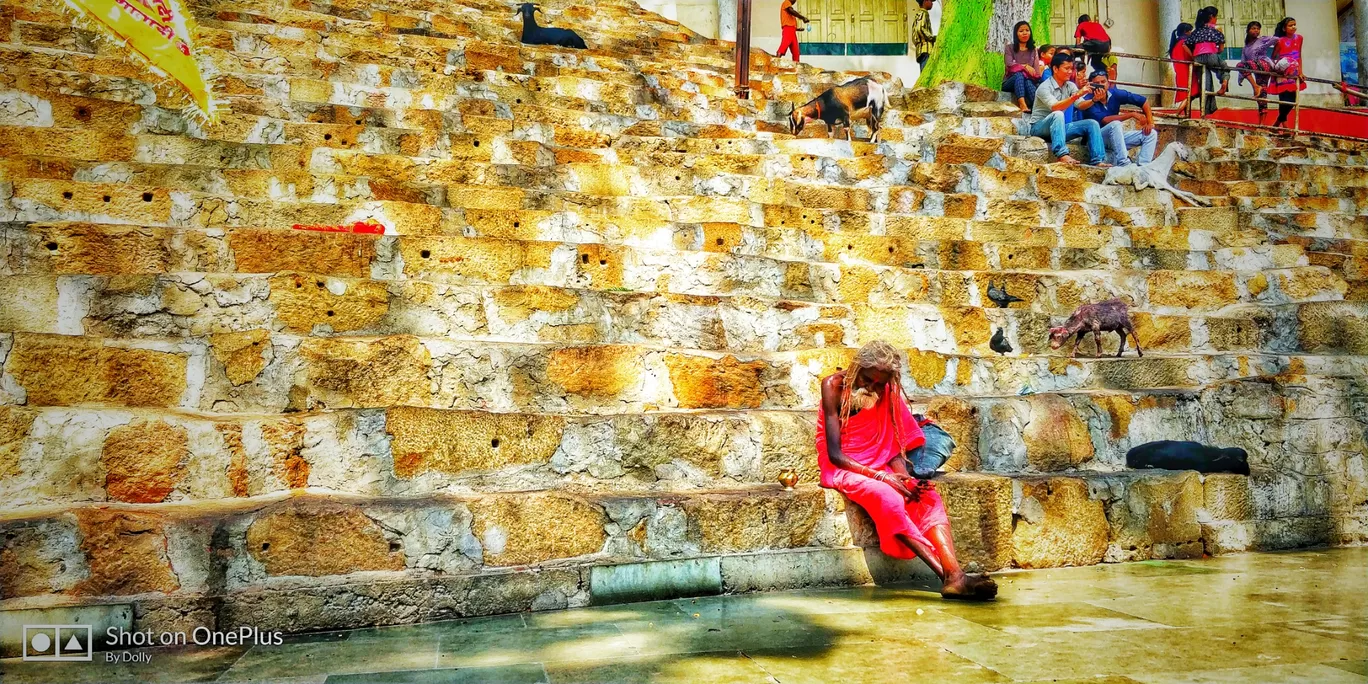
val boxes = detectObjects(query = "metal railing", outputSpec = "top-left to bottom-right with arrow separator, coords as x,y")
1101,50 -> 1368,143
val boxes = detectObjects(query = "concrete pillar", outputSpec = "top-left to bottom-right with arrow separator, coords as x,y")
1156,0 -> 1182,104
1358,0 -> 1368,88
719,0 -> 737,41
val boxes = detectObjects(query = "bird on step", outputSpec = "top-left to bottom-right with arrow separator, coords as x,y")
990,328 -> 1013,356
987,281 -> 1024,308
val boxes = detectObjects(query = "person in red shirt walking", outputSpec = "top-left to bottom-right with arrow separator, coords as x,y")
777,0 -> 809,62
1074,14 -> 1112,75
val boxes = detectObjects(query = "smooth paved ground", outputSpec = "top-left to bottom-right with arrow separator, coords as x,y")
2,548 -> 1364,683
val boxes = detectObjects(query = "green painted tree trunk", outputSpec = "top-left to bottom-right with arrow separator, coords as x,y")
915,0 -> 1053,90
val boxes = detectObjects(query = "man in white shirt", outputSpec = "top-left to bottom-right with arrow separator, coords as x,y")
1028,52 -> 1108,166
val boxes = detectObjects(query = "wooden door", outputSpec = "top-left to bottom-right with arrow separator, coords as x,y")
1049,0 -> 1099,46
799,0 -> 905,54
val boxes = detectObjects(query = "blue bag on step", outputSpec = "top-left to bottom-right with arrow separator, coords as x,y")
908,416 -> 955,479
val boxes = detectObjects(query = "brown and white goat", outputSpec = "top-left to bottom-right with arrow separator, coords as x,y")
789,77 -> 889,142
1048,298 -> 1143,358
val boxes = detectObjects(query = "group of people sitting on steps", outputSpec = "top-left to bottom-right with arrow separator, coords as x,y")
1170,8 -> 1308,126
1002,6 -> 1316,166
1002,15 -> 1155,168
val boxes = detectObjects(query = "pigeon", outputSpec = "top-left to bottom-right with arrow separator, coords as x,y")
990,327 -> 1013,356
987,281 -> 1024,308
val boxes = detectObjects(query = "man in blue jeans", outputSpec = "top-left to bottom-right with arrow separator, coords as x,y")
1028,52 -> 1108,166
1080,70 -> 1159,167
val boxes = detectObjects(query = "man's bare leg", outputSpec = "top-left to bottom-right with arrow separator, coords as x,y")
927,525 -> 997,599
894,533 -> 944,578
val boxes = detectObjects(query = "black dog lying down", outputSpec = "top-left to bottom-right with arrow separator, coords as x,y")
1126,440 -> 1250,475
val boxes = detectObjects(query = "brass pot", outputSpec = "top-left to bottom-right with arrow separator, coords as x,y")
777,468 -> 799,490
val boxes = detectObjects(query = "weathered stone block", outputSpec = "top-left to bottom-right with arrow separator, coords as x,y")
298,336 -> 432,408
387,407 -> 565,478
1203,473 -> 1255,521
246,504 -> 405,577
74,509 -> 180,595
935,133 -> 1003,165
101,420 -> 189,503
491,286 -> 582,324
228,229 -> 377,278
0,518 -> 83,598
683,489 -> 824,553
755,412 -> 819,485
470,493 -> 606,566
6,334 -> 187,408
665,353 -> 766,409
1023,395 -> 1095,471
1147,271 -> 1238,309
1012,477 -> 1109,568
400,237 -> 556,283
1094,471 -> 1203,562
545,345 -> 640,397
939,473 -> 1013,571
268,273 -> 390,333
0,276 -> 60,334
617,413 -> 748,477
209,329 -> 272,385
0,406 -> 36,480
1297,302 -> 1368,354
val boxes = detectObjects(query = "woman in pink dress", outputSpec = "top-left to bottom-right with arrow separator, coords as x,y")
816,341 -> 997,599
1266,17 -> 1307,128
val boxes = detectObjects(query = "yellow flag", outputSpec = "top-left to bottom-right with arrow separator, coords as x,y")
64,0 -> 214,119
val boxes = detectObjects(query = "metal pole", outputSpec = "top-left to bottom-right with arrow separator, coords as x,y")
1292,86 -> 1301,141
1198,60 -> 1206,120
734,0 -> 751,99
1357,0 -> 1368,97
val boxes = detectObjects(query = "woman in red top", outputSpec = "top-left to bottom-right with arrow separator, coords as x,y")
1266,17 -> 1307,128
1168,22 -> 1197,116
816,341 -> 997,600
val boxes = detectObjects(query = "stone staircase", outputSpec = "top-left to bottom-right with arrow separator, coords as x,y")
1,0 -> 1366,639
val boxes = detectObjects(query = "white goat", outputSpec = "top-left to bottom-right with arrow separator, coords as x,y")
1102,142 -> 1210,207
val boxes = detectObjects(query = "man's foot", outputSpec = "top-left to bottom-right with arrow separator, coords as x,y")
1057,155 -> 1081,165
941,573 -> 998,600
1091,161 -> 1113,168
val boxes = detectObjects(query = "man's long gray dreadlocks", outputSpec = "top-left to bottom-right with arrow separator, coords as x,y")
838,340 -> 912,452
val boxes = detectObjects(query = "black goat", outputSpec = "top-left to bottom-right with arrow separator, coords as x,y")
515,3 -> 586,49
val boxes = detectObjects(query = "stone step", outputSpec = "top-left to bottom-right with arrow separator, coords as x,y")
0,224 -> 1349,310
2,370 -> 1362,509
5,331 -> 1366,415
5,268 -> 1358,356
4,170 -> 1318,255
2,218 -> 1319,279
0,456 -> 1353,635
1177,160 -> 1368,186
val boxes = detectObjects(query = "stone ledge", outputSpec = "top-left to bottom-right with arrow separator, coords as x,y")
3,373 -> 1365,510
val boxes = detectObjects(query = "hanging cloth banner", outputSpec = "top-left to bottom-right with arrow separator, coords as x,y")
63,0 -> 215,120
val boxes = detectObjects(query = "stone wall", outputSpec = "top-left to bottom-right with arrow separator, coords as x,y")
0,0 -> 1365,637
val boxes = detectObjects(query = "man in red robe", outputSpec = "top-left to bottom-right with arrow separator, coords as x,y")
817,340 -> 997,599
